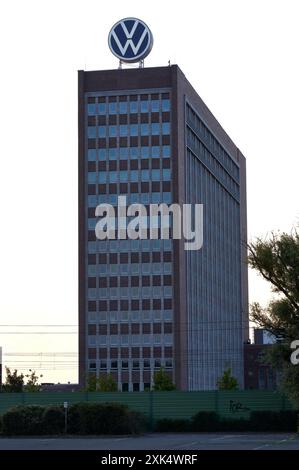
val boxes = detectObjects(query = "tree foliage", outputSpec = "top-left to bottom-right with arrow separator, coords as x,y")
24,370 -> 43,392
85,373 -> 118,392
153,368 -> 176,391
248,228 -> 299,404
98,373 -> 118,392
2,368 -> 24,392
217,368 -> 239,390
2,368 -> 42,393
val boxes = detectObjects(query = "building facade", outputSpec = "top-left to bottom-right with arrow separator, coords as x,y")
244,344 -> 278,390
78,65 -> 249,391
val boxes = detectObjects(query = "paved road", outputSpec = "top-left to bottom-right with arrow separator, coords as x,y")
0,433 -> 298,450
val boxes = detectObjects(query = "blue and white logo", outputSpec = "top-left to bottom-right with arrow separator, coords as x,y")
108,18 -> 153,63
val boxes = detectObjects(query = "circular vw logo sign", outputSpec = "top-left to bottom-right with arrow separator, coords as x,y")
108,18 -> 153,63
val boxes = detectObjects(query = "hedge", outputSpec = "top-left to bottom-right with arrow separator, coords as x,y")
1,402 -> 146,436
1,404 -> 297,435
155,410 -> 298,432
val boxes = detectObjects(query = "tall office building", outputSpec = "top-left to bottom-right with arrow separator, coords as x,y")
78,65 -> 249,391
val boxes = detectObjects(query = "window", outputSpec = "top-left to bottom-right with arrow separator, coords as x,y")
162,145 -> 170,157
109,171 -> 117,183
120,125 -> 128,136
108,102 -> 117,114
151,100 -> 159,112
154,334 -> 161,345
151,123 -> 160,135
163,192 -> 172,203
152,146 -> 160,157
164,334 -> 173,345
121,335 -> 129,345
109,125 -> 117,137
98,172 -> 105,183
162,123 -> 170,135
88,336 -> 96,346
141,147 -> 149,158
120,147 -> 129,158
89,362 -> 96,370
133,383 -> 140,392
120,171 -> 128,182
144,383 -> 151,391
108,149 -> 117,160
88,127 -> 96,138
99,336 -> 107,345
122,383 -> 129,392
141,124 -> 149,135
143,334 -> 151,345
99,312 -> 107,322
119,102 -> 127,113
141,193 -> 150,204
88,149 -> 97,161
111,360 -> 118,369
110,335 -> 119,345
100,361 -> 107,370
154,360 -> 161,369
98,103 -> 106,114
130,101 -> 138,113
132,334 -> 140,345
164,310 -> 173,321
162,169 -> 171,180
99,149 -> 106,160
143,360 -> 150,369
162,99 -> 170,112
133,360 -> 139,370
88,172 -> 96,184
130,147 -> 139,159
165,359 -> 173,369
141,170 -> 150,181
152,169 -> 160,181
130,124 -> 138,136
122,360 -> 128,369
130,170 -> 138,182
151,192 -> 160,204
141,101 -> 149,113
98,126 -> 106,137
87,104 -> 96,115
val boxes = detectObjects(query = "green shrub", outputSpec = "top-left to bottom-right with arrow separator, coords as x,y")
41,406 -> 65,434
155,418 -> 190,432
68,402 -> 145,435
2,405 -> 44,435
249,410 -> 297,432
219,418 -> 250,432
191,411 -> 220,432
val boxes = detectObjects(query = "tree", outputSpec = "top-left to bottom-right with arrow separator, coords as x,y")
24,370 -> 43,392
85,373 -> 118,392
153,368 -> 176,391
98,373 -> 118,392
217,368 -> 238,390
248,228 -> 299,405
85,373 -> 97,392
2,367 -> 24,392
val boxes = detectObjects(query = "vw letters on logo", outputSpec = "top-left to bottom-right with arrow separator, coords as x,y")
108,18 -> 153,63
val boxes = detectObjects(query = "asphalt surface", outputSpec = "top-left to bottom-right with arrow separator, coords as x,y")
0,433 -> 298,450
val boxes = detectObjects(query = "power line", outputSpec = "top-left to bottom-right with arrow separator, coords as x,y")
0,332 -> 76,335
0,324 -> 77,327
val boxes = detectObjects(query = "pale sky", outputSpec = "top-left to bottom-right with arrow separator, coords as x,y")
0,0 -> 298,383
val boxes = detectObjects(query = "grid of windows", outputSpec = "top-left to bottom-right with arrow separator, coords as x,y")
185,103 -> 243,390
85,90 -> 173,390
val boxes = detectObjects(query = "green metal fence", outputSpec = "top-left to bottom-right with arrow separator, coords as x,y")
0,391 -> 294,422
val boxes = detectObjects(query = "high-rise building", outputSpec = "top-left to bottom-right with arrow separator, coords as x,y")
78,65 -> 249,391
